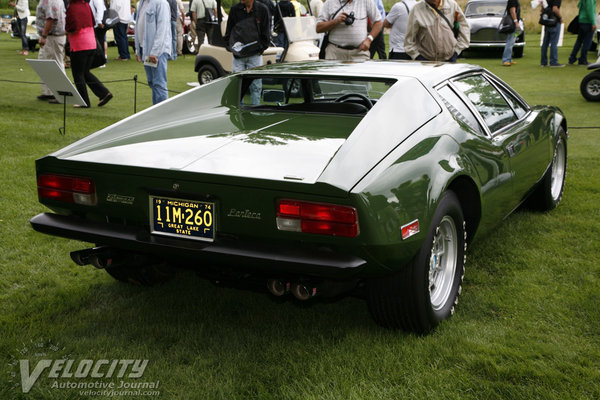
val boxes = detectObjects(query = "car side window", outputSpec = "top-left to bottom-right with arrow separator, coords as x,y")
453,75 -> 518,133
496,85 -> 528,119
437,85 -> 485,135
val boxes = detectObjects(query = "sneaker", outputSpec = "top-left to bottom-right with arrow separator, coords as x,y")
550,64 -> 565,68
509,61 -> 517,65
568,60 -> 575,65
502,62 -> 512,66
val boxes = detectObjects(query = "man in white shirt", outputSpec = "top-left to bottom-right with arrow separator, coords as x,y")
384,0 -> 417,59
111,0 -> 133,60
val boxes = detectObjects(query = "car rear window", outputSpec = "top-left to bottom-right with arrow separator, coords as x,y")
239,76 -> 396,115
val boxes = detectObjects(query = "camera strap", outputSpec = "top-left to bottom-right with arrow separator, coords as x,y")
331,0 -> 350,20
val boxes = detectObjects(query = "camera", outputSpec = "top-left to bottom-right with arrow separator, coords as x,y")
344,12 -> 355,26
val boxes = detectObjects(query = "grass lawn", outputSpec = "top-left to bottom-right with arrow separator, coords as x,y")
1,32 -> 599,399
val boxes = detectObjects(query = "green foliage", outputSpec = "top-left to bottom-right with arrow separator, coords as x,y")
1,33 -> 599,399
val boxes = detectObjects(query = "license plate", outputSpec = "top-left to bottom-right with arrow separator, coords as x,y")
150,196 -> 215,241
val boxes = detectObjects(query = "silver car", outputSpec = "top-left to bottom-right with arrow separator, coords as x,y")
464,0 -> 525,58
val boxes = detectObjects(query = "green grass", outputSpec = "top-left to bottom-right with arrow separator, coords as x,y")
1,32 -> 600,399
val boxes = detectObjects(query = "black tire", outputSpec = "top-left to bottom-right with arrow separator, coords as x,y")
513,46 -> 524,58
197,64 -> 219,85
580,71 -> 600,102
105,263 -> 174,286
526,130 -> 567,211
367,191 -> 466,333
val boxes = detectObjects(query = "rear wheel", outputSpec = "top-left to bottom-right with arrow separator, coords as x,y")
527,130 -> 567,211
580,71 -> 600,101
197,64 -> 219,85
105,263 -> 174,286
367,191 -> 466,333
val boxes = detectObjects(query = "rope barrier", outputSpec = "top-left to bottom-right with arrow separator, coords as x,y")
0,77 -> 183,94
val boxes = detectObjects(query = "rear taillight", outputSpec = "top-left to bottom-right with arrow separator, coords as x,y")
37,174 -> 97,206
276,199 -> 359,237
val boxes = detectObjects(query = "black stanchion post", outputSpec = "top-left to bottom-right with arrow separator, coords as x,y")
134,74 -> 138,114
57,90 -> 74,135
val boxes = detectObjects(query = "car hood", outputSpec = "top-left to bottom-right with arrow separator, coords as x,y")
52,105 -> 357,184
467,16 -> 502,32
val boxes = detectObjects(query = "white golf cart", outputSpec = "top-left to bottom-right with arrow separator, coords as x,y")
194,7 -> 321,85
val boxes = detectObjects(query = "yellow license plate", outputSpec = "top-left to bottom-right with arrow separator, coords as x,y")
150,196 -> 215,241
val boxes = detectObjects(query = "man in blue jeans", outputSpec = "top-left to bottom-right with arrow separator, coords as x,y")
568,0 -> 597,65
501,0 -> 520,66
224,0 -> 270,105
135,0 -> 172,104
111,0 -> 132,60
540,0 -> 565,67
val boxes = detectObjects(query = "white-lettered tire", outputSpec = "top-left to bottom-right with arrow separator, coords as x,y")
367,190 -> 466,333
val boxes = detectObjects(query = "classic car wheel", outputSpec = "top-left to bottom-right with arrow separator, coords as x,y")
183,34 -> 196,54
580,71 -> 600,102
367,191 -> 466,333
528,131 -> 567,211
198,64 -> 219,85
105,263 -> 174,286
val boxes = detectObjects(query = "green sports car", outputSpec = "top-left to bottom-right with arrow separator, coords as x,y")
30,60 -> 567,333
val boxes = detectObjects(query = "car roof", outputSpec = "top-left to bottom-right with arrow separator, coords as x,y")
240,60 -> 483,88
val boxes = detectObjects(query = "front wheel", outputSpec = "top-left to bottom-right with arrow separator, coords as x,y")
197,64 -> 219,85
580,71 -> 600,101
367,191 -> 466,333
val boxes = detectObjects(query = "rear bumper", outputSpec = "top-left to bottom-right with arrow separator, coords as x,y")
30,213 -> 367,278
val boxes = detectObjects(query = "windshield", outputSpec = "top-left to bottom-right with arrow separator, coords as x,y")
465,1 -> 507,17
283,16 -> 321,42
240,76 -> 396,115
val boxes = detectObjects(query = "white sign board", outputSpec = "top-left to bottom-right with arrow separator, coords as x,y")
26,59 -> 86,105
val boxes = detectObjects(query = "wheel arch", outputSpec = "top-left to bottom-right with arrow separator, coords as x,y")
194,55 -> 227,76
446,175 -> 481,244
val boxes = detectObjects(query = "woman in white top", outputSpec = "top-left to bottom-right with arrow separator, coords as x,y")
9,0 -> 31,55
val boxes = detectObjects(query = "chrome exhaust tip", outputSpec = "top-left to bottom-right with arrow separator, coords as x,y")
267,279 -> 289,296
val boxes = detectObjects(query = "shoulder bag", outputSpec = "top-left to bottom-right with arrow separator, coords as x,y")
539,5 -> 558,27
498,10 -> 516,34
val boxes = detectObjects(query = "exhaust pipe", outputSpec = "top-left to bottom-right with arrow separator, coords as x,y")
70,247 -> 113,269
267,279 -> 290,296
291,282 -> 317,301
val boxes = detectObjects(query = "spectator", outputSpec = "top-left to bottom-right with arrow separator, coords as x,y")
191,0 -> 217,49
9,0 -> 30,55
35,0 -> 66,103
384,0 -> 417,60
89,0 -> 107,61
502,0 -> 520,66
224,0 -> 270,104
568,0 -> 597,65
111,0 -> 132,60
135,0 -> 172,104
166,0 -> 178,59
274,0 -> 295,47
404,0 -> 469,62
176,0 -> 185,56
540,0 -> 564,67
369,0 -> 386,59
310,0 -> 324,17
66,0 -> 113,108
188,0 -> 197,47
316,0 -> 383,61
